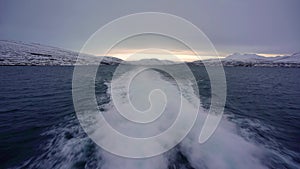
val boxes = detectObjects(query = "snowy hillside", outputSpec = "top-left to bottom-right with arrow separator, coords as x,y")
222,52 -> 300,63
223,53 -> 269,62
272,52 -> 300,63
0,40 -> 123,65
191,52 -> 300,67
1,40 -> 299,67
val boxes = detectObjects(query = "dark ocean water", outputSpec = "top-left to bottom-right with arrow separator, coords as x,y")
0,66 -> 299,169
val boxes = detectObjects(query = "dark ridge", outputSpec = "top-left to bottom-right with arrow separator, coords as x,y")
29,52 -> 52,57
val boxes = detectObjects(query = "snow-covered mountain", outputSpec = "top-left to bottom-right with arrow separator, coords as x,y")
223,53 -> 269,62
191,52 -> 300,67
1,40 -> 299,67
0,40 -> 123,65
222,52 -> 300,63
272,52 -> 300,63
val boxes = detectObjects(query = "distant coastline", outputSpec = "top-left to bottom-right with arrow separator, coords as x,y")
1,40 -> 299,67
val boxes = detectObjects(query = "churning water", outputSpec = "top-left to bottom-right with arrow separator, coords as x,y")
0,66 -> 299,169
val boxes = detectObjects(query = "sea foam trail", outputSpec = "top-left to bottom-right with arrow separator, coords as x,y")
179,115 -> 267,169
98,67 -> 268,169
95,68 -> 185,168
16,67 -> 268,169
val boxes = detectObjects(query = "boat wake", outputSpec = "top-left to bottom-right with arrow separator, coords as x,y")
16,67 -> 284,169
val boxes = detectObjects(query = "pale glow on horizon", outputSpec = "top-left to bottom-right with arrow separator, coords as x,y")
88,48 -> 224,62
84,48 -> 289,62
256,53 -> 288,57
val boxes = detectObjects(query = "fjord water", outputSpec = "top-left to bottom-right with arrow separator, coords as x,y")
0,66 -> 299,169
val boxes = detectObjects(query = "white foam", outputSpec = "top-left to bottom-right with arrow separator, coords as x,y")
18,67 -> 269,169
180,116 -> 267,169
97,67 -> 268,169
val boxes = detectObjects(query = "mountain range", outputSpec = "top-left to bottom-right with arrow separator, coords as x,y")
192,52 -> 300,67
0,40 -> 299,67
224,52 -> 300,63
0,40 -> 122,66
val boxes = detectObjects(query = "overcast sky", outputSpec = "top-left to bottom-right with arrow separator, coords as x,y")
0,0 -> 299,58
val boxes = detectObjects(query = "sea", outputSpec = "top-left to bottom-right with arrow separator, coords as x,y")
0,65 -> 299,169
